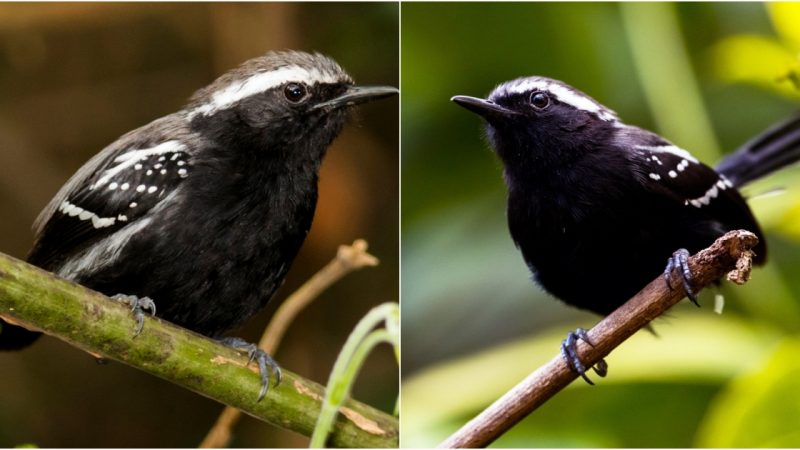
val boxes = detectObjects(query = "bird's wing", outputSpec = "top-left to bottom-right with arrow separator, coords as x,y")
28,116 -> 198,269
618,126 -> 765,255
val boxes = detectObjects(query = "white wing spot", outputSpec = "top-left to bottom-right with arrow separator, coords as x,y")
722,176 -> 733,188
108,182 -> 118,190
91,217 -> 115,228
154,163 -> 163,169
92,141 -> 187,189
137,185 -> 146,193
129,202 -> 138,208
59,200 -> 117,229
686,183 -> 721,208
147,186 -> 158,194
121,183 -> 130,190
160,169 -> 167,175
668,170 -> 677,178
636,145 -> 699,164
134,164 -> 143,170
649,173 -> 661,180
178,168 -> 188,178
177,160 -> 186,166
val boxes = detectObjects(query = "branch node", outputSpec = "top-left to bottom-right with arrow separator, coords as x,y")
337,239 -> 380,269
727,247 -> 754,285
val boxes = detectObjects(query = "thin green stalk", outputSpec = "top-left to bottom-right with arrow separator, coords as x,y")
310,303 -> 400,448
620,2 -> 721,160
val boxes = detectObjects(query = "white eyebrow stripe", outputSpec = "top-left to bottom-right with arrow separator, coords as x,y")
504,79 -> 617,121
190,66 -> 343,118
636,145 -> 699,164
92,141 -> 187,190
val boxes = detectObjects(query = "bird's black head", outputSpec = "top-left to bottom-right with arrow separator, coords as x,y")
186,50 -> 397,162
452,76 -> 619,175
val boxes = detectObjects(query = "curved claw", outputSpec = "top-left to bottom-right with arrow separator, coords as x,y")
561,327 -> 608,385
221,337 -> 282,402
664,248 -> 699,306
111,294 -> 156,336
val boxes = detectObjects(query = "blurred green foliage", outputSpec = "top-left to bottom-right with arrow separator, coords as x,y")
402,2 -> 800,447
712,3 -> 800,99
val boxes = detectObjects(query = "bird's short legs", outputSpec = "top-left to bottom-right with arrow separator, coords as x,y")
561,327 -> 608,385
111,294 -> 156,336
663,248 -> 699,306
220,337 -> 282,401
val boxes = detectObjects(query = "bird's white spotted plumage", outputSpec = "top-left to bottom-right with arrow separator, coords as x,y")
47,137 -> 192,239
635,145 -> 699,164
686,181 -> 725,208
639,144 -> 735,209
641,145 -> 699,184
91,141 -> 188,190
59,200 -> 123,229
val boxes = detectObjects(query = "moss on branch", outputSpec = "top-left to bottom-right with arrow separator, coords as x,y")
0,251 -> 398,448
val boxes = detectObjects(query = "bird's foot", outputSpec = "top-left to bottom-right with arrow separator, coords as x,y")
111,294 -> 156,336
663,248 -> 699,306
561,327 -> 607,385
220,337 -> 282,401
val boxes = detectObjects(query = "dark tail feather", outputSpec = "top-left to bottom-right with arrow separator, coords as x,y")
0,320 -> 41,350
716,114 -> 800,187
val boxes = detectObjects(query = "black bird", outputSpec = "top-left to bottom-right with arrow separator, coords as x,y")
452,76 -> 800,383
0,50 -> 397,399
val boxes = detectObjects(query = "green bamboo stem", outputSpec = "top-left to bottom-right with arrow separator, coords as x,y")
0,251 -> 398,448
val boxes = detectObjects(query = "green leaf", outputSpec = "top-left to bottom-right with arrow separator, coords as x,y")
768,3 -> 800,53
696,337 -> 800,447
711,34 -> 800,98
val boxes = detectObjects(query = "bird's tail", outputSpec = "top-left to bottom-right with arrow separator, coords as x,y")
0,320 -> 41,350
716,115 -> 800,188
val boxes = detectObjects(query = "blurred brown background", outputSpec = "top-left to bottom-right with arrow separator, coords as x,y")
0,2 -> 398,447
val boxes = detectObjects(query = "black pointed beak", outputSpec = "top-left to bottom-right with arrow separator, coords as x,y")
451,95 -> 519,121
313,85 -> 398,111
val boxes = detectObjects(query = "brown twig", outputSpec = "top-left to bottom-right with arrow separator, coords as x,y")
439,230 -> 759,448
200,239 -> 379,448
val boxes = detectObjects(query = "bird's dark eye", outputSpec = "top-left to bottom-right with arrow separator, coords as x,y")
530,92 -> 550,109
283,83 -> 308,103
